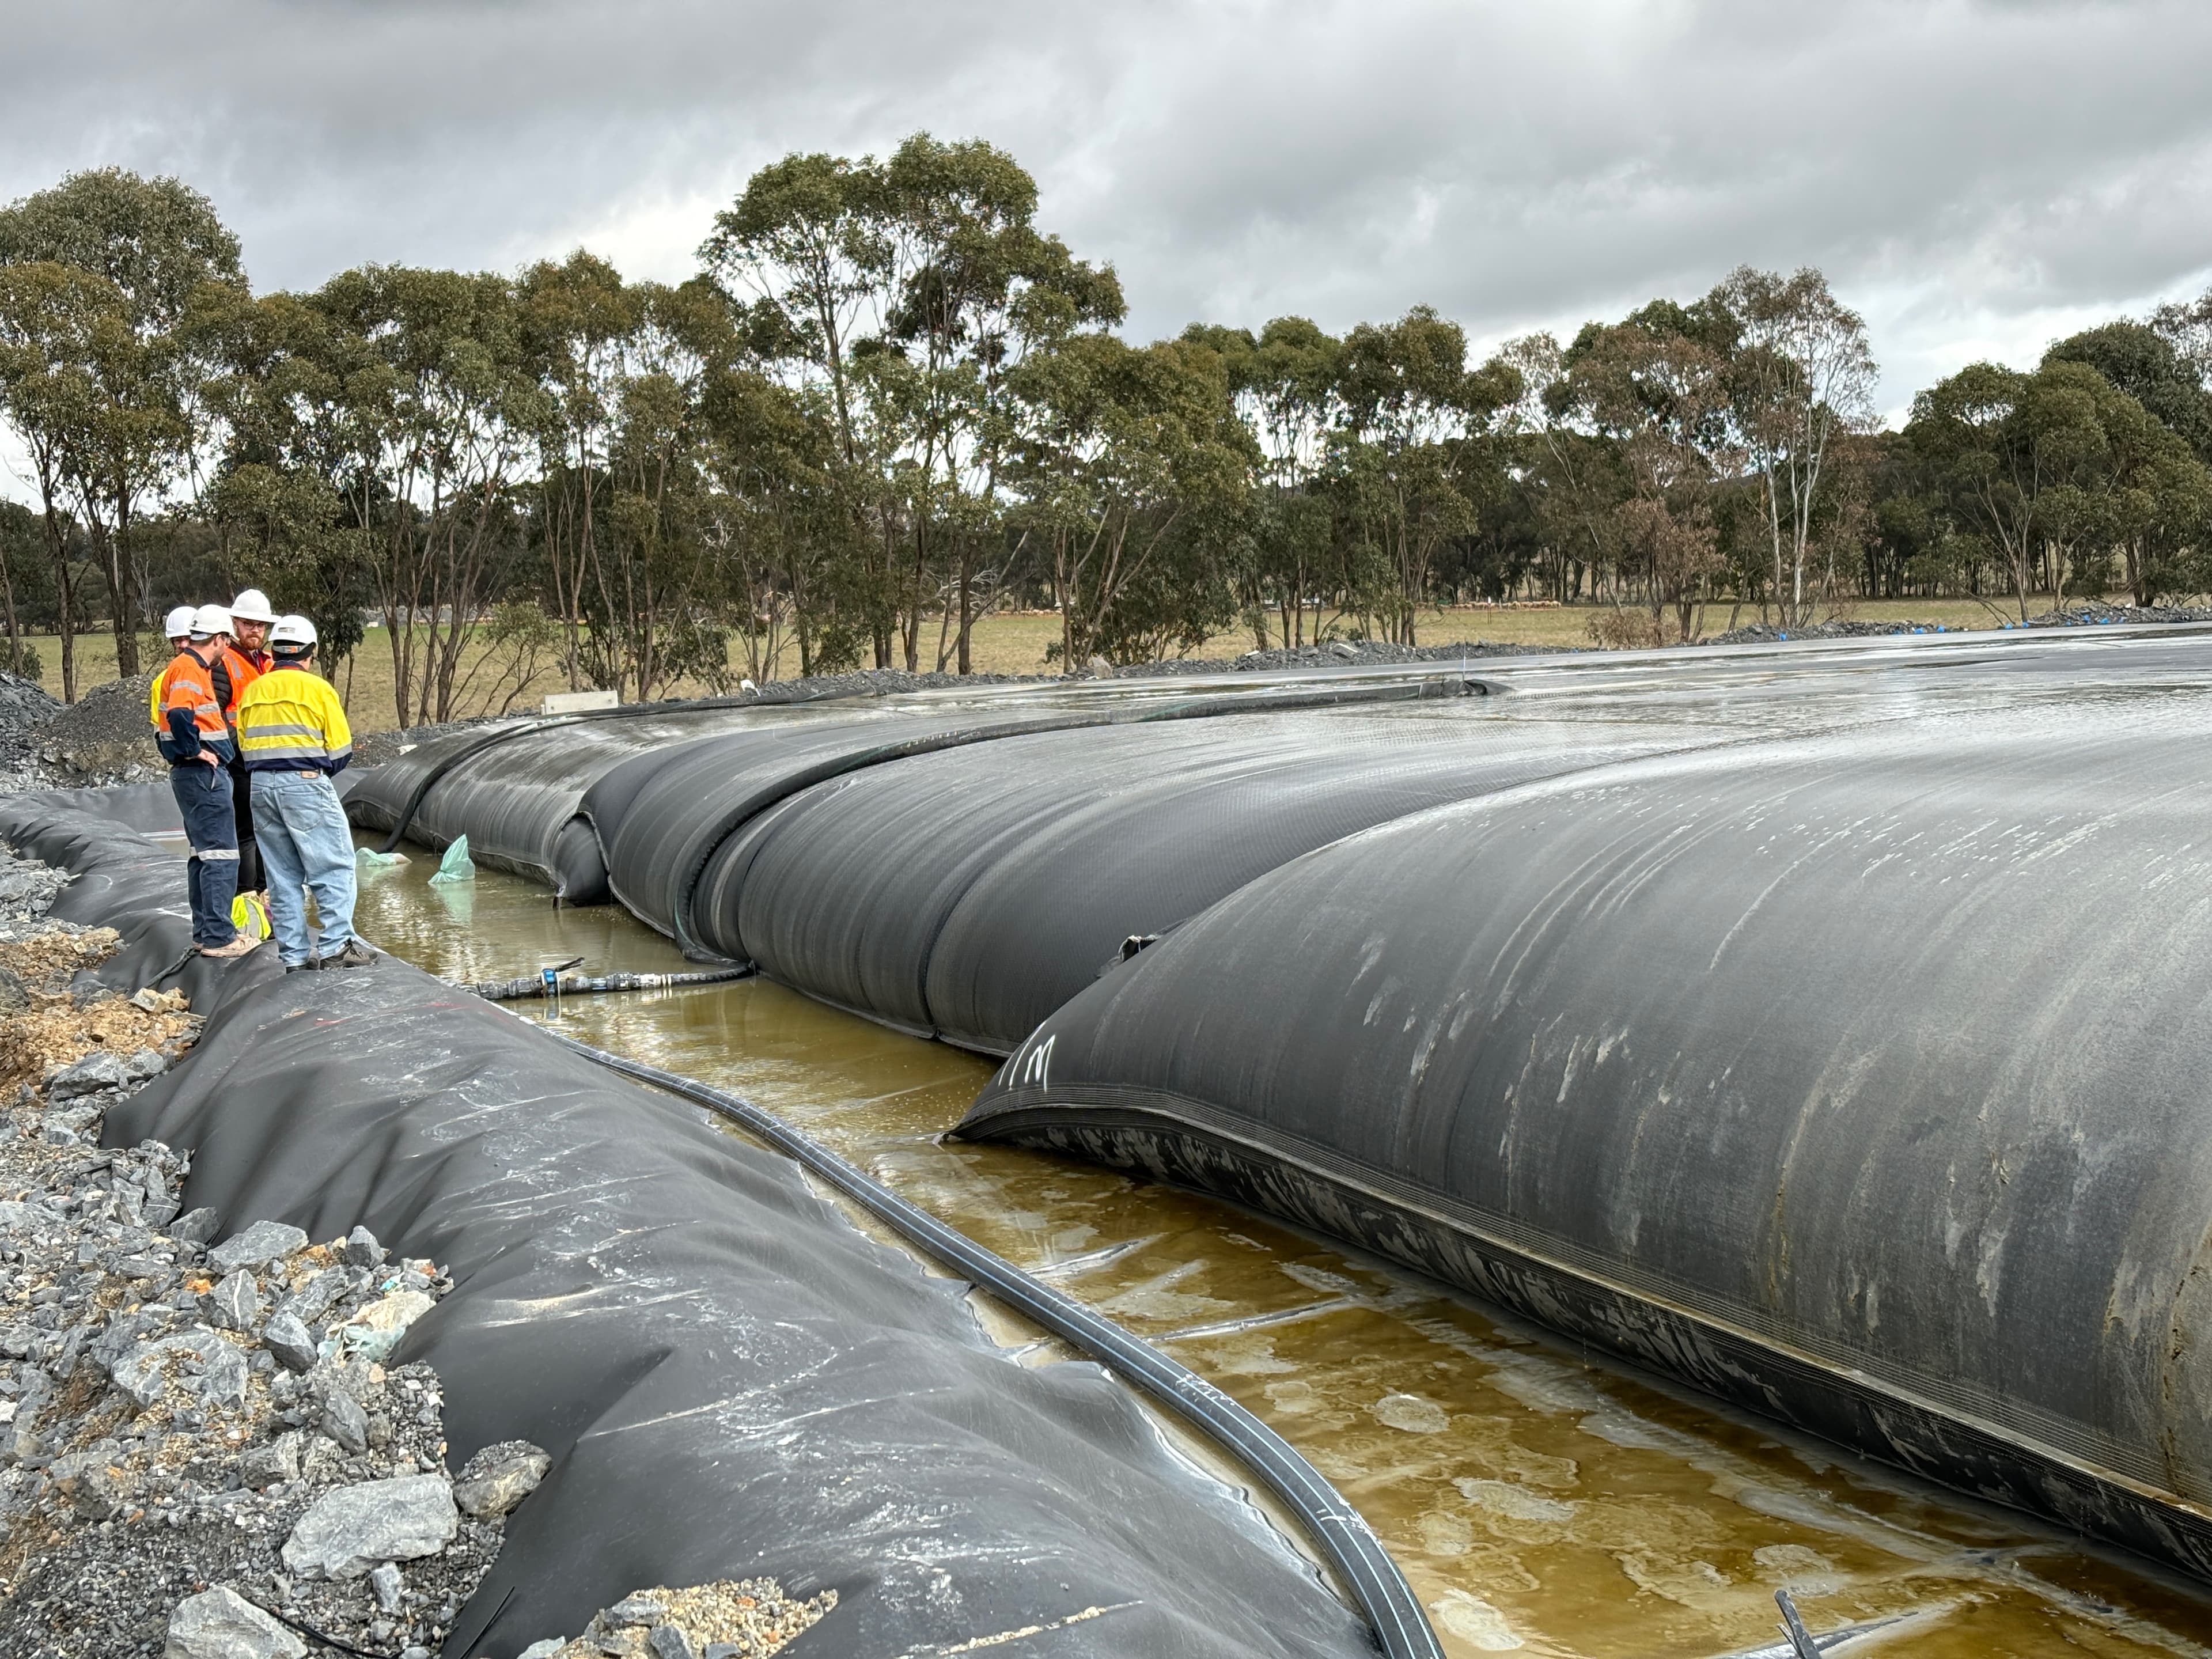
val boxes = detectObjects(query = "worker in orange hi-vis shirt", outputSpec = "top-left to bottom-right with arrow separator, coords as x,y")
158,605 -> 257,959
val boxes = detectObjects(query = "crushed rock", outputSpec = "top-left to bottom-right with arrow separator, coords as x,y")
527,1578 -> 839,1659
35,674 -> 162,789
1118,638 -> 1561,675
0,836 -> 531,1658
1707,618 -> 1984,645
2026,603 -> 2212,627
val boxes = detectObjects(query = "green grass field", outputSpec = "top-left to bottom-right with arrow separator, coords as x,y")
16,595 -> 2039,733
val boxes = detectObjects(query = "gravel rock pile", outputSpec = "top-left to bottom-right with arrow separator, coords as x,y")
0,675 -> 61,793
519,1578 -> 838,1659
36,675 -> 163,789
0,840 -> 541,1658
2027,603 -> 2212,627
1706,618 -> 1979,645
1117,638 -> 1559,675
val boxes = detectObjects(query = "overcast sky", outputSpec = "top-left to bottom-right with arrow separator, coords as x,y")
4,0 -> 2211,423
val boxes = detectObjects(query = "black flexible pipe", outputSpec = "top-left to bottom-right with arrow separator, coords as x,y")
537,1023 -> 1442,1659
463,965 -> 752,1001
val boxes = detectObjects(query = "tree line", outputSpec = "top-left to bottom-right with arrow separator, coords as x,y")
2,141 -> 2209,721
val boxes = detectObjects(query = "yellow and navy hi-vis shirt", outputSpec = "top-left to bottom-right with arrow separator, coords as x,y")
148,651 -> 185,730
236,662 -> 353,775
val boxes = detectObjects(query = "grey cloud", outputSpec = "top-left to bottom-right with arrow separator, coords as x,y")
1,0 -> 2208,412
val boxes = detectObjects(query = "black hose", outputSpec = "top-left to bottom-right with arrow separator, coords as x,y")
463,965 -> 752,1001
539,1024 -> 1442,1659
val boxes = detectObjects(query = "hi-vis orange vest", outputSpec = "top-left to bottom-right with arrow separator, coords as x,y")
157,646 -> 235,766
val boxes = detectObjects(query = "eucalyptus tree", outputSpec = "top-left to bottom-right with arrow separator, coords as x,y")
1907,359 -> 2131,618
1011,329 -> 1252,668
303,265 -> 550,726
0,261 -> 130,696
0,169 -> 243,676
1708,267 -> 1877,628
1558,316 -> 1730,639
1331,306 -> 1512,644
518,251 -> 645,690
1190,316 -> 1343,646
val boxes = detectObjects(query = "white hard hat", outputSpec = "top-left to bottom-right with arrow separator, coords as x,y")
270,614 -> 318,652
189,604 -> 232,639
163,605 -> 195,640
229,588 -> 277,624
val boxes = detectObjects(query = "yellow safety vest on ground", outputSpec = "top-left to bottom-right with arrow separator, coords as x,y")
237,664 -> 353,774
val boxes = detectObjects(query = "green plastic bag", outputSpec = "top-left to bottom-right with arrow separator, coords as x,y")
428,834 -> 476,885
355,846 -> 408,868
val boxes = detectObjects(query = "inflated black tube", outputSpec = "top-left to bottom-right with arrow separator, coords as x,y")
694,705 -> 1719,1052
546,1025 -> 1442,1659
960,691 -> 2212,1583
596,676 -> 1476,955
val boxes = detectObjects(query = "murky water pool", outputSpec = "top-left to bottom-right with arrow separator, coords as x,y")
354,837 -> 2212,1659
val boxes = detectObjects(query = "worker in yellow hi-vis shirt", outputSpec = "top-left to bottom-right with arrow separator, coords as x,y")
235,615 -> 376,972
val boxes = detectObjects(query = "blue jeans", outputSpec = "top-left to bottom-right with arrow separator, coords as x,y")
170,762 -> 238,947
250,770 -> 357,965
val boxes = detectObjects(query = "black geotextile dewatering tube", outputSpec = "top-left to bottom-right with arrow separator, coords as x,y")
536,1023 -> 1443,1659
369,688 -> 805,854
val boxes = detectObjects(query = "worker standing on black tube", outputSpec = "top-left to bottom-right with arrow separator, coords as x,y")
238,615 -> 373,971
212,588 -> 275,902
158,605 -> 256,959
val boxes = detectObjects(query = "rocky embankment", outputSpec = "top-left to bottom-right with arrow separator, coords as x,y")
0,841 -> 824,1658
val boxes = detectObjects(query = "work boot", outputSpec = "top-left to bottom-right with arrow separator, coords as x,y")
200,935 -> 259,960
283,958 -> 320,974
325,940 -> 378,970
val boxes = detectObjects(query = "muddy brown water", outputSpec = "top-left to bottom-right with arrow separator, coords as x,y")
352,835 -> 2212,1659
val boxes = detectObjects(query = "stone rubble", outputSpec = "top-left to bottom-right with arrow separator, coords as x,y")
516,1578 -> 839,1659
0,836 -> 544,1659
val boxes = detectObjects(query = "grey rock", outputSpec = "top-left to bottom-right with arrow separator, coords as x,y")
122,1045 -> 168,1081
517,1645 -> 565,1659
452,1441 -> 550,1518
112,1329 -> 234,1410
261,1310 -> 318,1374
47,1048 -> 129,1100
47,1441 -> 126,1518
342,1226 -> 384,1267
277,1267 -> 348,1328
649,1626 -> 696,1659
400,1650 -> 431,1659
238,1433 -> 301,1488
369,1560 -> 404,1614
67,968 -> 111,1005
89,1307 -> 169,1377
208,1219 -> 309,1275
0,965 -> 25,1012
194,1336 -> 251,1408
41,1102 -> 104,1141
607,1596 -> 665,1627
209,1270 -> 260,1332
703,1647 -> 742,1659
163,1585 -> 306,1659
279,1473 -> 460,1580
321,1390 -> 369,1453
0,1198 -> 59,1234
170,1208 -> 221,1246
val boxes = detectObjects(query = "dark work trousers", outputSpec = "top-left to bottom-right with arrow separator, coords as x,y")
226,754 -> 262,893
170,762 -> 239,947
